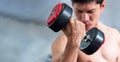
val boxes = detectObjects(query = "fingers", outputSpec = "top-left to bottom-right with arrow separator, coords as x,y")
62,17 -> 74,32
62,17 -> 85,32
69,17 -> 85,31
62,17 -> 85,37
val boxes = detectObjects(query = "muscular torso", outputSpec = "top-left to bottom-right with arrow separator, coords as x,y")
52,23 -> 120,62
77,23 -> 119,62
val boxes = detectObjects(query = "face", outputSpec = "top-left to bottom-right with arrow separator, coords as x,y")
72,1 -> 105,31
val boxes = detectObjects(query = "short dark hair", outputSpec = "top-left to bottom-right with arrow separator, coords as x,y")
71,0 -> 104,5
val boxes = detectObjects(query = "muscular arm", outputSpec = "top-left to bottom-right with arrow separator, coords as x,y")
51,33 -> 80,62
51,33 -> 67,62
59,36 -> 80,62
51,18 -> 85,62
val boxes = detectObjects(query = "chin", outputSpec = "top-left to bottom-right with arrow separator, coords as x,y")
85,27 -> 90,32
85,26 -> 93,32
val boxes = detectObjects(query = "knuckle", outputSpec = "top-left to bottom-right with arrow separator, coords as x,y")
69,18 -> 74,23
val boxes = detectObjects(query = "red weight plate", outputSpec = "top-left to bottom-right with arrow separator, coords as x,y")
47,3 -> 63,25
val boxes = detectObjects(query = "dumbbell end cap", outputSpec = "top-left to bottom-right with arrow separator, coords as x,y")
47,3 -> 63,25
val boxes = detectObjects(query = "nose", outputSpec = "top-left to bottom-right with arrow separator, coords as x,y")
81,13 -> 89,22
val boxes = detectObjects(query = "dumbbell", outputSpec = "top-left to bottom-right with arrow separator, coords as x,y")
47,3 -> 105,55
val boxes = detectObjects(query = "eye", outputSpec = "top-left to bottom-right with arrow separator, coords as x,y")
87,10 -> 95,14
75,10 -> 83,13
78,10 -> 82,13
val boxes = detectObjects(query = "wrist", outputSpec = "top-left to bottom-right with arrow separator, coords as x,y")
67,38 -> 81,49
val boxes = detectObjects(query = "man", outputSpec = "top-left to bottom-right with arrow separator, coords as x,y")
51,0 -> 120,62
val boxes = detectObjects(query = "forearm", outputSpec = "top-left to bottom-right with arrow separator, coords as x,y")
59,39 -> 80,62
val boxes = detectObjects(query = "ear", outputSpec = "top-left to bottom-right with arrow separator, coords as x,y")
100,0 -> 106,12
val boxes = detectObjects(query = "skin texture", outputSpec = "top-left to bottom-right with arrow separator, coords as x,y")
51,1 -> 120,62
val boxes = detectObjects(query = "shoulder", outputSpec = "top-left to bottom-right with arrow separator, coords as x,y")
98,22 -> 119,34
105,25 -> 119,36
98,22 -> 120,39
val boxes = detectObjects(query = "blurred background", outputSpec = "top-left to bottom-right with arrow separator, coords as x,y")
0,0 -> 119,62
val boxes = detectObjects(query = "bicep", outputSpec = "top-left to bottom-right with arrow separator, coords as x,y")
51,33 -> 67,62
51,42 -> 64,62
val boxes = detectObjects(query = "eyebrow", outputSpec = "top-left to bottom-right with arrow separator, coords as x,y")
75,8 -> 96,11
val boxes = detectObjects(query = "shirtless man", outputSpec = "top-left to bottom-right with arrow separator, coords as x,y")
51,0 -> 120,62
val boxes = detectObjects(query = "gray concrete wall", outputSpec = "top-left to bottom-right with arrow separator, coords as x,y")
0,16 -> 61,62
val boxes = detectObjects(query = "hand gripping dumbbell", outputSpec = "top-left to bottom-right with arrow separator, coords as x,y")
47,3 -> 105,55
